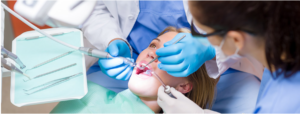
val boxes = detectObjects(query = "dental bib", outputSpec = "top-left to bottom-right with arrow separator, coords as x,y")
51,81 -> 154,113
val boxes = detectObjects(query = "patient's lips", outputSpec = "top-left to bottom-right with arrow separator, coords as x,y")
136,60 -> 152,76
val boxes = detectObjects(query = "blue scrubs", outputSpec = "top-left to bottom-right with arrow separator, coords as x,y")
256,68 -> 272,103
127,1 -> 190,60
212,68 -> 261,113
255,69 -> 300,113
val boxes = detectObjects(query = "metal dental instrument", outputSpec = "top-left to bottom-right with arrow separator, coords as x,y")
121,57 -> 144,69
142,35 -> 187,69
151,71 -> 177,99
1,46 -> 26,69
24,72 -> 82,95
1,59 -> 31,79
28,51 -> 74,70
24,63 -> 77,82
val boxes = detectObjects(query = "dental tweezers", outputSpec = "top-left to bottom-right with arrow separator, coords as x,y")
24,72 -> 82,95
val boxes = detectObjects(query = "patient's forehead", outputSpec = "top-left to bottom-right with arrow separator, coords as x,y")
157,31 -> 178,43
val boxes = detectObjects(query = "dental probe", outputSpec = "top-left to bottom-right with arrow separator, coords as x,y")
151,72 -> 177,99
142,34 -> 187,69
1,59 -> 31,79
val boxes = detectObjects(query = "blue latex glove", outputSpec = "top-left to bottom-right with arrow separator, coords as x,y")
98,40 -> 133,80
156,33 -> 216,77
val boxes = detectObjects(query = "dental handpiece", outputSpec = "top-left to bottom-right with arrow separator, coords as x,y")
78,47 -> 141,69
1,46 -> 26,69
1,59 -> 31,79
151,72 -> 177,99
142,34 -> 187,69
78,47 -> 114,59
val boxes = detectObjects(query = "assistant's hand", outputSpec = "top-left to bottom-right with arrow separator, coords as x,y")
156,33 -> 215,77
98,39 -> 132,80
157,86 -> 205,113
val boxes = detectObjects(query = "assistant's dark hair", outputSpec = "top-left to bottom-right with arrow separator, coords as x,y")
190,1 -> 300,77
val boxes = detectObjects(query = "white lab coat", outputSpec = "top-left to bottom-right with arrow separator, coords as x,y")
81,0 -> 264,79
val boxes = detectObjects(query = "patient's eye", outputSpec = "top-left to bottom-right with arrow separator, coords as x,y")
149,43 -> 156,49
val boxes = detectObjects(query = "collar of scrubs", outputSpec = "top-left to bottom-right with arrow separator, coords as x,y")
11,28 -> 87,107
221,68 -> 241,76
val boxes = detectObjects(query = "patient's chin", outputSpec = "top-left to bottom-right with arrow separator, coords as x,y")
128,72 -> 160,98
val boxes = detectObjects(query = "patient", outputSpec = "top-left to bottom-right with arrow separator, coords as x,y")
51,27 -> 216,113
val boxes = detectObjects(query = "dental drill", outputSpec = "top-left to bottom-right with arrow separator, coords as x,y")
1,46 -> 30,79
1,46 -> 26,69
1,59 -> 30,79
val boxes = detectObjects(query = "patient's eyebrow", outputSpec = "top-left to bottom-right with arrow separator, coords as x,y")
153,38 -> 160,42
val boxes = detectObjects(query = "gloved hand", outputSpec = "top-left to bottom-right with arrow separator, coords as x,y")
157,86 -> 205,113
98,40 -> 133,80
156,33 -> 216,77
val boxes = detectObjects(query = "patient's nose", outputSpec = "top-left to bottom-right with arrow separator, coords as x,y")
147,50 -> 159,63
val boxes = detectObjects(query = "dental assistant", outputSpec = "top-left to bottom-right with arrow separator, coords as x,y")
82,0 -> 263,113
157,1 -> 300,113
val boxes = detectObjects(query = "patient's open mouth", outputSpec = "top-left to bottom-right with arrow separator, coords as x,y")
136,65 -> 150,75
136,60 -> 152,76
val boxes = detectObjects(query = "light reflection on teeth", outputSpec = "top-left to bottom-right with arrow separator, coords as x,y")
145,70 -> 151,75
141,63 -> 150,69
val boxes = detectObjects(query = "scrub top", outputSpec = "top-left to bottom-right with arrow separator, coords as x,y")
127,1 -> 190,59
212,68 -> 261,113
51,81 -> 153,113
255,69 -> 300,113
256,68 -> 272,103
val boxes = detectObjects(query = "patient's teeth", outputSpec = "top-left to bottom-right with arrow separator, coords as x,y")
145,70 -> 151,75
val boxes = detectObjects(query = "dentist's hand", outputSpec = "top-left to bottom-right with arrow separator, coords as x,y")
98,39 -> 133,80
156,33 -> 215,77
157,86 -> 220,114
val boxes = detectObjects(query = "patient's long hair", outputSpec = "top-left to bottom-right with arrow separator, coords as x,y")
158,27 -> 217,109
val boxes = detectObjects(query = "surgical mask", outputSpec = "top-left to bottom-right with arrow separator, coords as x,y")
213,38 -> 243,63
